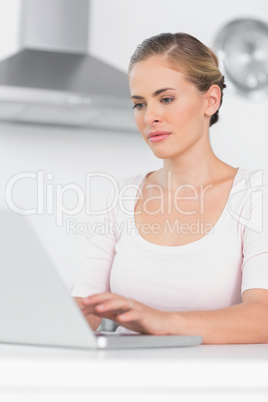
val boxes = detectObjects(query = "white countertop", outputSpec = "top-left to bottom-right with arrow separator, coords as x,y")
0,343 -> 268,401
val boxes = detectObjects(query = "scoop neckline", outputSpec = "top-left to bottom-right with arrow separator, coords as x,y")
130,167 -> 242,253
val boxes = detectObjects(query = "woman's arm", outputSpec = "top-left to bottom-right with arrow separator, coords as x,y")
74,297 -> 102,331
167,289 -> 268,344
80,289 -> 268,343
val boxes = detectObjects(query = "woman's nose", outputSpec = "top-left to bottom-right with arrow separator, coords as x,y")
145,105 -> 162,125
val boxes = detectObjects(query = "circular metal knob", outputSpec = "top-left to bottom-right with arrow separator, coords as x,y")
214,19 -> 268,98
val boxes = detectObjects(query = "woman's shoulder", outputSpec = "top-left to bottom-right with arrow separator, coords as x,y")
234,166 -> 268,190
105,171 -> 149,213
115,171 -> 150,190
228,166 -> 268,230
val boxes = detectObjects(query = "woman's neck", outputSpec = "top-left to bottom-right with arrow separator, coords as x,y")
158,148 -> 235,191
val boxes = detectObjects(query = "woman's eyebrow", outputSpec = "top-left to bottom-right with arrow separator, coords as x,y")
131,87 -> 177,100
153,87 -> 177,97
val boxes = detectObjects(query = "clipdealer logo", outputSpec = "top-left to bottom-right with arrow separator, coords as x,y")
6,169 -> 264,236
5,171 -> 140,227
5,171 -> 117,226
227,170 -> 264,232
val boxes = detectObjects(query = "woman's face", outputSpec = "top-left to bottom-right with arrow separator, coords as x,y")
129,56 -> 211,160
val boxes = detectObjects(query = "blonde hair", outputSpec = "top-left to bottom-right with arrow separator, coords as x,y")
128,33 -> 226,127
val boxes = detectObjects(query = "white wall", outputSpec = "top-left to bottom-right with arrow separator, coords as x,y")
89,0 -> 268,72
1,0 -> 268,288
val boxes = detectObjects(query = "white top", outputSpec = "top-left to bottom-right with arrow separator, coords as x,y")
71,167 -> 268,333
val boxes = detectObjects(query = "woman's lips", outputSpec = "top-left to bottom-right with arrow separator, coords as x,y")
147,131 -> 171,143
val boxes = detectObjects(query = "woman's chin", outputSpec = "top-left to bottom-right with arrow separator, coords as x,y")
151,149 -> 177,160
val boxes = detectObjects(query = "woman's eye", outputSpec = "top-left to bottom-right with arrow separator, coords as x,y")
161,97 -> 173,104
132,103 -> 146,110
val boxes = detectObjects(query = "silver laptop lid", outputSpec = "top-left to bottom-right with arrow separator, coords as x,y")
0,208 -> 97,349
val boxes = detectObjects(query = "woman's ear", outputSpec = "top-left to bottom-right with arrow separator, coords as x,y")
204,84 -> 221,118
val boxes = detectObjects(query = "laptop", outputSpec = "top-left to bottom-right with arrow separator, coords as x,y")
0,208 -> 202,349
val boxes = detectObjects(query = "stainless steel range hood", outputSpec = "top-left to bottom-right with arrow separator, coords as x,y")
0,0 -> 135,131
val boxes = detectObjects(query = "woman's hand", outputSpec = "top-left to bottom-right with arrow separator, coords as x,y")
80,292 -> 172,335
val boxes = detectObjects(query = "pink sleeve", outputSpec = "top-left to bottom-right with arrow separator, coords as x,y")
241,171 -> 268,294
71,189 -> 117,298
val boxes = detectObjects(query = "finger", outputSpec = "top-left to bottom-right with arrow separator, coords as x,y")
82,296 -> 131,317
82,293 -> 133,311
95,297 -> 132,314
115,309 -> 139,323
81,305 -> 95,316
114,310 -> 146,335
81,292 -> 113,306
81,297 -> 134,321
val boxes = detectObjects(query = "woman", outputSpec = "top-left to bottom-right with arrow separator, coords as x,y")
72,33 -> 268,343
